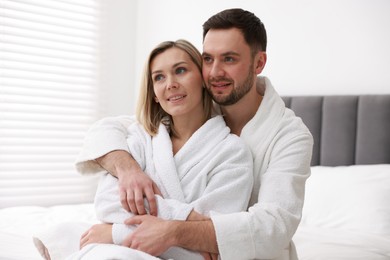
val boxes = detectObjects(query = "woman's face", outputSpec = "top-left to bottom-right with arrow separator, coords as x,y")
151,47 -> 204,119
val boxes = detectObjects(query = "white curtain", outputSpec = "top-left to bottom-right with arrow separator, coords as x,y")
0,0 -> 103,208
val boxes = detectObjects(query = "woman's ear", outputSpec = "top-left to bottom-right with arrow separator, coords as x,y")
154,97 -> 159,103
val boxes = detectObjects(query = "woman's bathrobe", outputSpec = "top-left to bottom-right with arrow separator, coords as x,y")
73,115 -> 253,260
75,76 -> 313,260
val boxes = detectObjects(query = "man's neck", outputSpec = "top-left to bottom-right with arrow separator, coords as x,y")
221,84 -> 263,136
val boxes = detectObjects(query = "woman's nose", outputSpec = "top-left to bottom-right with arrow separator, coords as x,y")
167,76 -> 178,90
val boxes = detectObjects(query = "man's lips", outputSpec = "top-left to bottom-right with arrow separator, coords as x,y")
211,82 -> 232,90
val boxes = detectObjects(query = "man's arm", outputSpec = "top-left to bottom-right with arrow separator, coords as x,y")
75,115 -> 161,215
123,215 -> 218,255
175,219 -> 218,253
96,150 -> 161,216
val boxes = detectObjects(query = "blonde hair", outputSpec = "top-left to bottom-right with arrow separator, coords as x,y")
136,39 -> 212,136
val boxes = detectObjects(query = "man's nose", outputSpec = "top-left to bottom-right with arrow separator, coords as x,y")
209,61 -> 225,77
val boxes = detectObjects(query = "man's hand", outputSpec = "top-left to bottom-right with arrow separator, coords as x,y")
96,150 -> 162,216
201,252 -> 219,260
80,223 -> 113,249
186,210 -> 210,221
122,215 -> 176,256
117,165 -> 161,216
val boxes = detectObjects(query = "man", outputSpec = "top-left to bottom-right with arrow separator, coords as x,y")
77,8 -> 313,260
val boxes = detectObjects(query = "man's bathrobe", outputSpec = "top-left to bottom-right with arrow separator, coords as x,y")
75,76 -> 313,260
71,115 -> 253,260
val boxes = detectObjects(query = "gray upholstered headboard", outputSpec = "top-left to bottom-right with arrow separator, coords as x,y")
281,95 -> 390,166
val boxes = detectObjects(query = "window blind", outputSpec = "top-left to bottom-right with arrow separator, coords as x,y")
0,0 -> 102,208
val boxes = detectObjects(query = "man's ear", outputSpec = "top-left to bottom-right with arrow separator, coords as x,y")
255,51 -> 267,75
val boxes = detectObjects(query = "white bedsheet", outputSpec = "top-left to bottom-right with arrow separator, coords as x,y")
0,204 -> 97,260
293,226 -> 390,260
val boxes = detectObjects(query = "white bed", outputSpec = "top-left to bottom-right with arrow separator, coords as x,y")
1,94 -> 389,259
1,165 -> 389,260
0,204 -> 98,260
292,164 -> 390,260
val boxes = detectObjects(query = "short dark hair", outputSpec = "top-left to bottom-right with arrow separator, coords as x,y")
202,8 -> 267,53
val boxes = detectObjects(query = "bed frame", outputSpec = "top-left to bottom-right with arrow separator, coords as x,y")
281,95 -> 390,166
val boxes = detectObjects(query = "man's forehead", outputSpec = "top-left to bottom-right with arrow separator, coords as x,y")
202,28 -> 248,55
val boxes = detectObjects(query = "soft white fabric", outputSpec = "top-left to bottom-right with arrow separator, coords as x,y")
74,76 -> 313,260
211,77 -> 313,260
293,226 -> 390,260
66,243 -> 161,260
0,204 -> 97,260
300,164 -> 390,236
34,222 -> 92,260
68,115 -> 253,260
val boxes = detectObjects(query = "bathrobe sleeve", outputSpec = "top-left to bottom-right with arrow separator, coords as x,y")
75,115 -> 135,174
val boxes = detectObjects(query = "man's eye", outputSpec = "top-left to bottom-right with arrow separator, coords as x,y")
225,57 -> 234,62
203,56 -> 212,63
176,67 -> 186,74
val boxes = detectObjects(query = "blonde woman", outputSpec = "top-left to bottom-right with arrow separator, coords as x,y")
70,40 -> 253,260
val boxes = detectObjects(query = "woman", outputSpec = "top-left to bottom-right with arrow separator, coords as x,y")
40,40 -> 253,260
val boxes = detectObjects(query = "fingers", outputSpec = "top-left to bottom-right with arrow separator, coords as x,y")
79,229 -> 90,249
124,215 -> 144,226
118,174 -> 162,216
145,188 -> 158,216
120,185 -> 159,216
121,233 -> 133,248
211,253 -> 219,260
200,252 -> 212,260
153,183 -> 163,197
135,189 -> 146,215
120,189 -> 131,212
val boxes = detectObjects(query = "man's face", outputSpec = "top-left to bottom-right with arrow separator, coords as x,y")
202,28 -> 256,106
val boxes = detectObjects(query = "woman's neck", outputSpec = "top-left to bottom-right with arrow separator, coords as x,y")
170,111 -> 207,155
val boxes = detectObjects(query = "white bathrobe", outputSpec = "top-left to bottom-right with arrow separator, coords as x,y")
75,76 -> 313,260
210,78 -> 313,260
74,115 -> 253,260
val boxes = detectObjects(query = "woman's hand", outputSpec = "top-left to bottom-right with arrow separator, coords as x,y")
80,223 -> 113,249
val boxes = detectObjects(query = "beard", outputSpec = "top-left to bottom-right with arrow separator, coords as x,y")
206,66 -> 255,106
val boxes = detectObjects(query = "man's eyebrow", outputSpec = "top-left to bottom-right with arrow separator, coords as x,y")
202,51 -> 240,57
222,51 -> 240,56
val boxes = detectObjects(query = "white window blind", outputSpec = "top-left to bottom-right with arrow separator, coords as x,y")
0,0 -> 102,208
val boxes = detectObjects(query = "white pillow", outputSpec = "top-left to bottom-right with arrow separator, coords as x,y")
301,164 -> 390,236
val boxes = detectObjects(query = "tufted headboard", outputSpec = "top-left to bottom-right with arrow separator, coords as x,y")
281,95 -> 390,166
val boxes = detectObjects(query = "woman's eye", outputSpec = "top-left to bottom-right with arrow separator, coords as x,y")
176,67 -> 186,74
153,74 -> 164,82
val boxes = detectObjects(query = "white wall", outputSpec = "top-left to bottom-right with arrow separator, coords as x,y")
106,0 -> 390,115
99,0 -> 137,116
